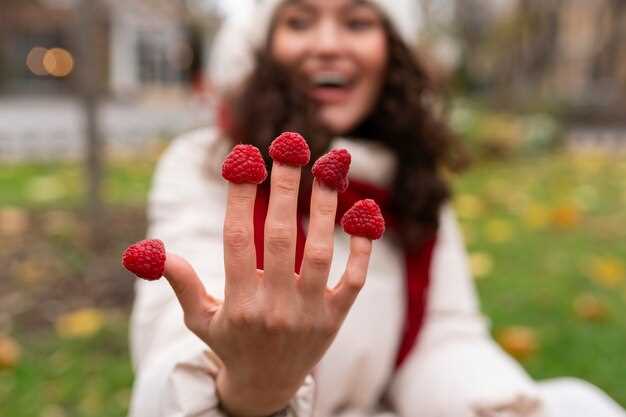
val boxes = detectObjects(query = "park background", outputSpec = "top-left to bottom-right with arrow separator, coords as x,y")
1,0 -> 625,416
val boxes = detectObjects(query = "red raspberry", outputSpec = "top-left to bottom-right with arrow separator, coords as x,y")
122,239 -> 166,280
341,199 -> 385,240
269,132 -> 311,166
312,148 -> 351,193
222,144 -> 268,184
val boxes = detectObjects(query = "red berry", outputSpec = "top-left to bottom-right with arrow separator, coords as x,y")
269,132 -> 311,166
122,239 -> 166,280
222,144 -> 268,184
341,199 -> 385,240
312,148 -> 351,193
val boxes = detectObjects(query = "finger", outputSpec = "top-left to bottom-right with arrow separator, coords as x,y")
223,183 -> 258,300
263,163 -> 301,292
328,237 -> 372,319
164,253 -> 220,329
298,179 -> 337,296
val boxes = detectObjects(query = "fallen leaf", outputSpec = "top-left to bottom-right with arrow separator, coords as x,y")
523,203 -> 549,229
469,252 -> 494,279
55,308 -> 105,339
0,336 -> 22,369
573,293 -> 608,321
551,205 -> 582,229
485,219 -> 514,243
496,326 -> 538,361
455,194 -> 484,220
586,256 -> 625,288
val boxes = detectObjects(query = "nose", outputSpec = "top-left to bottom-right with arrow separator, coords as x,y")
311,19 -> 344,59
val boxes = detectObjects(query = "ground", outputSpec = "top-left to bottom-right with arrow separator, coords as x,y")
0,150 -> 625,416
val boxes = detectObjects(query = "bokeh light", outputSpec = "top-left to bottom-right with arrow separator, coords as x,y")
26,47 -> 48,76
42,48 -> 75,77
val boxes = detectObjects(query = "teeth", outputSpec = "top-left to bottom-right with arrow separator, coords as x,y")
314,73 -> 348,87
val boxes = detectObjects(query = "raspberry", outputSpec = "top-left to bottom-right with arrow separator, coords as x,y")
312,148 -> 351,192
341,199 -> 385,240
122,239 -> 166,280
269,132 -> 311,166
222,144 -> 268,184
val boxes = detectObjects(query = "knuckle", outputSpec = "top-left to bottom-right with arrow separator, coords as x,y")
223,223 -> 252,251
266,224 -> 293,253
184,313 -> 203,334
264,313 -> 295,333
230,192 -> 254,208
306,244 -> 332,270
344,273 -> 365,293
316,319 -> 338,336
228,310 -> 257,328
273,177 -> 298,196
315,202 -> 336,218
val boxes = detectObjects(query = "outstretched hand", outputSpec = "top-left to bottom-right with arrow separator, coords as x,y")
125,134 -> 381,417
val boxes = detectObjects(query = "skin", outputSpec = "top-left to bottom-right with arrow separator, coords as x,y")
271,0 -> 388,135
162,1 -> 388,416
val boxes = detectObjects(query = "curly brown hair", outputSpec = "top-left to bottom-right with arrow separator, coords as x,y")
226,23 -> 467,247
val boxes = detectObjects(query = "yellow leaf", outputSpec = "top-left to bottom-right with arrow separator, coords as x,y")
469,252 -> 494,279
523,203 -> 549,229
573,293 -> 608,322
485,219 -> 513,243
0,336 -> 22,369
496,326 -> 538,361
551,205 -> 582,229
586,256 -> 625,288
455,194 -> 484,220
55,308 -> 105,339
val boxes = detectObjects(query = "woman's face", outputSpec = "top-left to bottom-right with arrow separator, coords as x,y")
271,0 -> 388,135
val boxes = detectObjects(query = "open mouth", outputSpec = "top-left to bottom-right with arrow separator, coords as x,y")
309,72 -> 355,103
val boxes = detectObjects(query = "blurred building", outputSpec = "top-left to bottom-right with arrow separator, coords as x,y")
0,0 -> 220,97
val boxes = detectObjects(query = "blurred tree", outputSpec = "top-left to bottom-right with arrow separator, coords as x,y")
77,0 -> 106,249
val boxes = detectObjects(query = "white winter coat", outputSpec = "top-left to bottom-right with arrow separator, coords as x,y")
129,128 -> 626,417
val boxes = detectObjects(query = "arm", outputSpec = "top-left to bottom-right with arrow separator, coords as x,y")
388,206 -> 547,417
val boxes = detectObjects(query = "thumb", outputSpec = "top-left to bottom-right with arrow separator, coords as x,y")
163,252 -> 220,322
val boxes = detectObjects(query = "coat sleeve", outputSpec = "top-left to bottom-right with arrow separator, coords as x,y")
128,129 -> 316,417
388,206 -> 548,417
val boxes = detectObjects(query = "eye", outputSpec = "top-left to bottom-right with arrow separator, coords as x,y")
277,6 -> 315,32
345,17 -> 376,31
344,8 -> 381,32
285,15 -> 312,31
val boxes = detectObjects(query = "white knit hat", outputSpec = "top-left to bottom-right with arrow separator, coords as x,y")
210,0 -> 423,94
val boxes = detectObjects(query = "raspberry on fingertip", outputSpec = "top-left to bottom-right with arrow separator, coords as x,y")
122,239 -> 166,280
312,148 -> 351,193
222,144 -> 268,184
269,132 -> 311,166
341,199 -> 385,240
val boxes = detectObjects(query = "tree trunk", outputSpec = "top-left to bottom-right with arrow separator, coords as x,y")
77,0 -> 106,249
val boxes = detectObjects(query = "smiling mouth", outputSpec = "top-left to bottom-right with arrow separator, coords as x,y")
309,73 -> 355,103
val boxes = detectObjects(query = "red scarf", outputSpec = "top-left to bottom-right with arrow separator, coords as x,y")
252,177 -> 436,369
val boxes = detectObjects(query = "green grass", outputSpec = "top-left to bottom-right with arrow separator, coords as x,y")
0,159 -> 154,208
453,153 -> 626,404
1,151 -> 625,416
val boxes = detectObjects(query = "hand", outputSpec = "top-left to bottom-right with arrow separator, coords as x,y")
163,161 -> 373,417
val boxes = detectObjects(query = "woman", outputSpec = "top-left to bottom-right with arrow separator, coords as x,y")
129,1 -> 626,416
